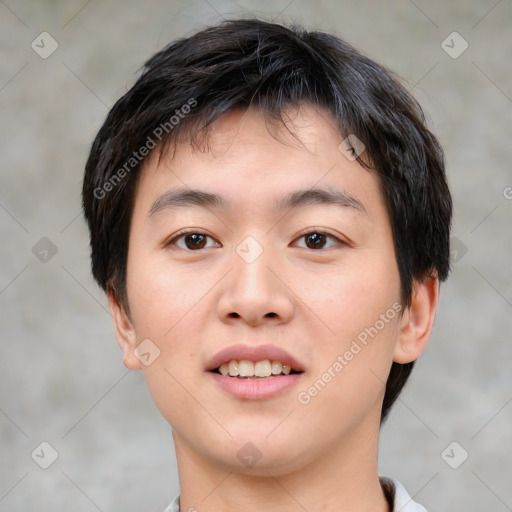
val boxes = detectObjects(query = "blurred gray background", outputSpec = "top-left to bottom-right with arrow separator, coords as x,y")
1,0 -> 511,510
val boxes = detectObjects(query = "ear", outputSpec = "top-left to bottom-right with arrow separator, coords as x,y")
107,289 -> 142,371
394,273 -> 440,364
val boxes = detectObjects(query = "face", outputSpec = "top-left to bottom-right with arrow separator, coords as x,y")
110,104 -> 434,476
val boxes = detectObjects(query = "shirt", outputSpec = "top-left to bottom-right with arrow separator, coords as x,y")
163,476 -> 427,511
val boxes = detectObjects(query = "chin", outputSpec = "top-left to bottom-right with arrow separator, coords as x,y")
214,431 -> 312,476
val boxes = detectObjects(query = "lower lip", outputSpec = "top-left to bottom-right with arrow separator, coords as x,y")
208,372 -> 304,400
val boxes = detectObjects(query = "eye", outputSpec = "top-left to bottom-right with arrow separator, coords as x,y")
166,230 -> 221,250
293,229 -> 345,250
165,229 -> 345,251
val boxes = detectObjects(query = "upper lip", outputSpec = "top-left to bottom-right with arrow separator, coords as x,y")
206,344 -> 306,372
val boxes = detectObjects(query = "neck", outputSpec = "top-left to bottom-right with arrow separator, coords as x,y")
172,415 -> 390,512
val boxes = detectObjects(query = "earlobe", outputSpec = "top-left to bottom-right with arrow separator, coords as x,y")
107,289 -> 142,371
394,273 -> 440,364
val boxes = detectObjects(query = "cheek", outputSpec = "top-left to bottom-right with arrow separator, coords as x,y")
126,249 -> 210,337
125,252 -> 216,424
295,275 -> 401,431
293,246 -> 401,406
296,249 -> 400,346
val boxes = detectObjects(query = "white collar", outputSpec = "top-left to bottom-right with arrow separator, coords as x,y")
381,477 -> 428,511
163,476 -> 428,511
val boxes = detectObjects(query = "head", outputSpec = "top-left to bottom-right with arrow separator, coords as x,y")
82,18 -> 451,472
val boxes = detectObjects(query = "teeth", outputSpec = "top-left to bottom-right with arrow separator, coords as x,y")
228,360 -> 239,376
217,359 -> 296,378
255,360 -> 271,377
239,360 -> 254,377
271,361 -> 282,375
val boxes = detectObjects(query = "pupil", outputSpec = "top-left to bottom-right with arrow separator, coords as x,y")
306,233 -> 325,249
186,234 -> 206,249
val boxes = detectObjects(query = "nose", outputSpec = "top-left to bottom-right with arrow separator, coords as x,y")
216,242 -> 295,327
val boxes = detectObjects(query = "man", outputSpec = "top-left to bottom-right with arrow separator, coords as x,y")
82,18 -> 452,511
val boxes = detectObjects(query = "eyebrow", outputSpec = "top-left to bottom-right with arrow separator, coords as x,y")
147,186 -> 368,219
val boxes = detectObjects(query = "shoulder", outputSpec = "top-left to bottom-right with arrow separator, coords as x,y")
381,476 -> 429,512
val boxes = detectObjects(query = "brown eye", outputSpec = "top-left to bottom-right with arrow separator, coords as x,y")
294,231 -> 342,250
304,233 -> 328,249
183,233 -> 207,250
167,231 -> 220,250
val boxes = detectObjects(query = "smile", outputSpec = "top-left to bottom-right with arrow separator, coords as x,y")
213,359 -> 302,378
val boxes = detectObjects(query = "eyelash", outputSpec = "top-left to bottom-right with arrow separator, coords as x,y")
165,228 -> 346,251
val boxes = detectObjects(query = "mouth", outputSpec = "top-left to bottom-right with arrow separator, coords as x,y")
206,344 -> 306,400
205,343 -> 306,375
210,359 -> 304,379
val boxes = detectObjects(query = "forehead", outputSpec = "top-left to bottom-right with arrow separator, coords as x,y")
133,104 -> 385,223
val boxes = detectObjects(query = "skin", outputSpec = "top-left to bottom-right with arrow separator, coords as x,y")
109,104 -> 439,512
